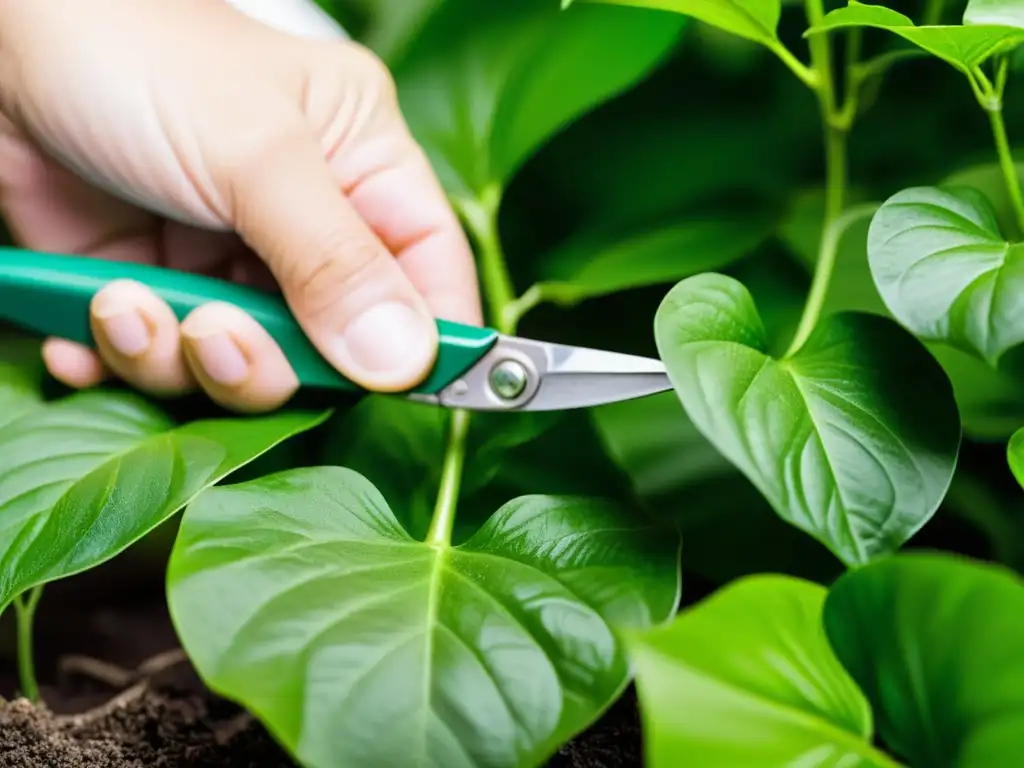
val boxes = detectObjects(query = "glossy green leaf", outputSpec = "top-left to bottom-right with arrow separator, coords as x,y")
0,390 -> 326,609
536,211 -> 774,305
654,273 -> 962,566
964,0 -> 1024,29
867,186 -> 1024,371
394,0 -> 686,199
0,334 -> 44,429
806,2 -> 1024,73
943,158 -> 1024,240
627,574 -> 891,767
572,0 -> 782,48
824,552 -> 1024,766
167,466 -> 681,768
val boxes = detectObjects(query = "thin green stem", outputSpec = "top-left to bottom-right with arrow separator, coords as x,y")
786,0 -> 850,357
424,408 -> 471,548
13,586 -> 43,702
769,42 -> 819,89
921,0 -> 945,25
455,186 -> 516,332
985,100 -> 1024,235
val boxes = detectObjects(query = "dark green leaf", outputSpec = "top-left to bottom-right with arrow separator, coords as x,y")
536,211 -> 774,305
867,186 -> 1024,371
573,0 -> 783,48
806,2 -> 1024,73
824,552 -> 1024,767
394,0 -> 686,199
627,574 -> 891,766
593,392 -> 842,584
167,466 -> 681,768
0,391 -> 326,609
654,273 -> 962,566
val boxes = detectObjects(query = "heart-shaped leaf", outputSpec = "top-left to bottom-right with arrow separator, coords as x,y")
654,273 -> 962,566
535,210 -> 775,306
394,0 -> 686,199
806,2 -> 1024,73
167,466 -> 681,768
867,186 -> 1024,371
626,574 -> 892,766
0,390 -> 326,608
824,552 -> 1024,766
571,0 -> 782,48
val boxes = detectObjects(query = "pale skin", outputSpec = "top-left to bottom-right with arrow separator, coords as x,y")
0,0 -> 483,412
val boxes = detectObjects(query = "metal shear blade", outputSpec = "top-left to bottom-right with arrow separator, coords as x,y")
411,335 -> 672,412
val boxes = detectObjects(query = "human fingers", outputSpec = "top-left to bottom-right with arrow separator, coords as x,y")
226,117 -> 439,393
88,279 -> 197,397
329,113 -> 483,327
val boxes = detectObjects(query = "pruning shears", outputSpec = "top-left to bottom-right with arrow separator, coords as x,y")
0,247 -> 671,411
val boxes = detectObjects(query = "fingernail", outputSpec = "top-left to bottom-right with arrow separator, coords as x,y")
339,302 -> 434,380
190,332 -> 250,386
98,309 -> 151,357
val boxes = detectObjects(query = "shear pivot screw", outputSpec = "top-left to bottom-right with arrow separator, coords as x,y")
489,359 -> 529,401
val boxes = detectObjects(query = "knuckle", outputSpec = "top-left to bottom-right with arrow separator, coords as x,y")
343,44 -> 397,102
287,236 -> 387,320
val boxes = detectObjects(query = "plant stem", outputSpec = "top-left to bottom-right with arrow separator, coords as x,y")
986,102 -> 1024,235
424,407 -> 471,547
785,0 -> 850,357
456,185 -> 516,333
13,586 -> 43,702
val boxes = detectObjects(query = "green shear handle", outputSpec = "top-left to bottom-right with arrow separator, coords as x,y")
0,246 -> 498,395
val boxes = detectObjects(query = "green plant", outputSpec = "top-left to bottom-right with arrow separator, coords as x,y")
5,0 -> 1024,765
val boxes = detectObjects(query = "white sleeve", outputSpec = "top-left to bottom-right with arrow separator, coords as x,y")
222,0 -> 349,40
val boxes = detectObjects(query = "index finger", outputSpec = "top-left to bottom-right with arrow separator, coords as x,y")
329,115 -> 484,328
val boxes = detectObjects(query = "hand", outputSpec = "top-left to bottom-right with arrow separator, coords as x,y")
0,0 -> 482,412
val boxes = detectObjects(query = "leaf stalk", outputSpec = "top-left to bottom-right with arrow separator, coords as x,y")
13,585 -> 43,702
425,408 -> 471,547
971,61 -> 1024,236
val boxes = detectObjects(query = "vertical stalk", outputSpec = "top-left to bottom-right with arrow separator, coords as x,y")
986,105 -> 1024,235
425,408 -> 471,547
785,0 -> 850,357
13,586 -> 43,702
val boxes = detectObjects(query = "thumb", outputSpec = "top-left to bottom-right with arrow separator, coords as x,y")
225,124 -> 438,392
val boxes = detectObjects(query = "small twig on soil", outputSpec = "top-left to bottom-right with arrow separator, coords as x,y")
52,648 -> 190,728
53,679 -> 150,728
214,712 -> 255,745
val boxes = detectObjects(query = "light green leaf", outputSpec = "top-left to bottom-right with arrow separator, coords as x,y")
167,466 -> 681,768
964,0 -> 1024,29
867,185 -> 1024,372
627,574 -> 894,767
394,0 -> 686,199
535,211 -> 774,305
0,333 -> 45,429
0,390 -> 326,608
573,0 -> 782,48
654,273 -> 962,566
943,157 -> 1024,240
806,2 -> 1024,73
824,552 -> 1024,767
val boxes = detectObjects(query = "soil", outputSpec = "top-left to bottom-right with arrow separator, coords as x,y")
0,551 -> 643,768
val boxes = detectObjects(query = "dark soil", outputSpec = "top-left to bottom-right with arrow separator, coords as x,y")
0,548 -> 643,768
